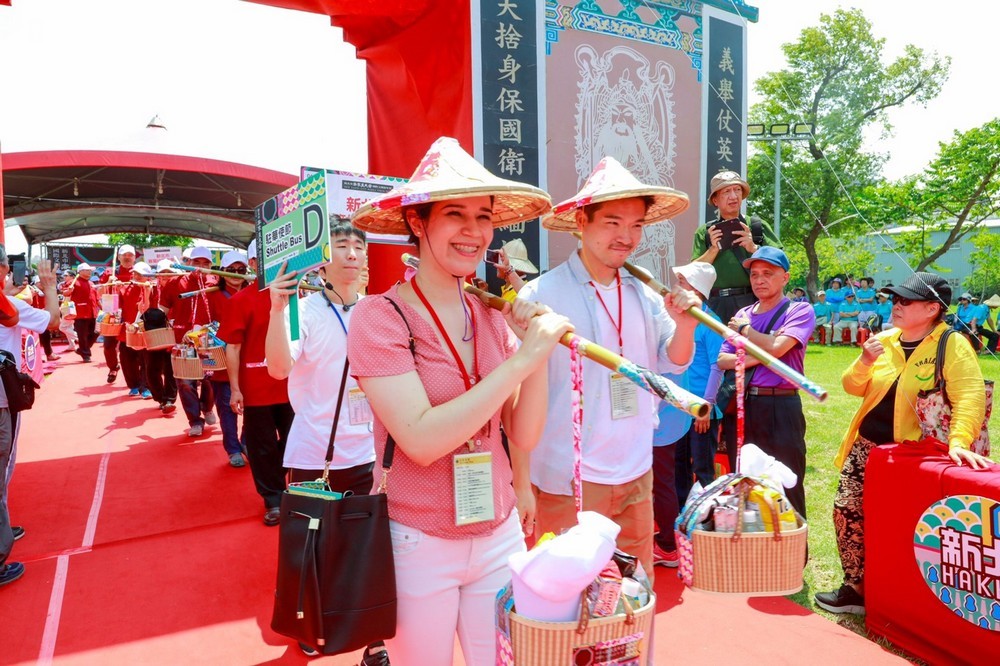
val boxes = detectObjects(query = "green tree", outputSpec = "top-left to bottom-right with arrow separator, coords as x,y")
106,233 -> 194,253
965,229 -> 1000,297
879,119 -> 1000,271
748,8 -> 950,295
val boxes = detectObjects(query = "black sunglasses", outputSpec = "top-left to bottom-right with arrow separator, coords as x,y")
227,266 -> 248,275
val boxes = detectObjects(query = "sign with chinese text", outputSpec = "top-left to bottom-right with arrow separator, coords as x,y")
253,171 -> 330,286
143,247 -> 183,265
476,0 -> 540,287
301,168 -> 406,221
705,15 -> 745,216
254,172 -> 330,339
914,494 -> 1000,631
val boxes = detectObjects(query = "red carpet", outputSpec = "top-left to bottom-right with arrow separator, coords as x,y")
0,345 -> 907,665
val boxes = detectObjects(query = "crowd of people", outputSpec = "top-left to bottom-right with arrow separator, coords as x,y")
0,138 -> 992,666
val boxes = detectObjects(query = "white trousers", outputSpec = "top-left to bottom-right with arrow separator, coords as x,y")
386,510 -> 524,666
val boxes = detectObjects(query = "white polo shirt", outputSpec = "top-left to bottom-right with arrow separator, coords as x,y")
281,292 -> 376,471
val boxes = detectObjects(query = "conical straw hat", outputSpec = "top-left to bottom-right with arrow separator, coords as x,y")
542,156 -> 690,232
351,137 -> 551,234
985,294 -> 1000,308
501,238 -> 538,274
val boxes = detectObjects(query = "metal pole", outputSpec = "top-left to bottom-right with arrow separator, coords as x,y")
774,137 -> 782,240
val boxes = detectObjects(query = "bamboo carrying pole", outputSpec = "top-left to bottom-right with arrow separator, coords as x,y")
400,254 -> 709,418
589,239 -> 829,402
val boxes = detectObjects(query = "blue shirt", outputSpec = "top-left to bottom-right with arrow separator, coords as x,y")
874,300 -> 892,322
838,300 -> 860,321
855,288 -> 876,304
956,303 -> 978,325
826,286 -> 846,306
812,301 -> 833,319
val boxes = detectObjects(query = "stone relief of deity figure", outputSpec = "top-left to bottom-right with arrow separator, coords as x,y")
574,44 -> 679,282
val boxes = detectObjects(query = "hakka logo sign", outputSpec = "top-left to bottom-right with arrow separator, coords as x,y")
914,495 -> 1000,630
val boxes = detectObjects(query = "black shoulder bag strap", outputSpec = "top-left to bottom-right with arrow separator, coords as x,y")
932,328 -> 954,404
378,296 -> 419,479
743,299 -> 793,384
321,359 -> 352,483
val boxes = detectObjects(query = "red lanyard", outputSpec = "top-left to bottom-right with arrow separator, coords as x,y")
411,278 -> 479,390
590,275 -> 623,352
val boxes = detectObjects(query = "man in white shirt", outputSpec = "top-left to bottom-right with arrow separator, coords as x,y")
0,251 -> 60,588
265,222 -> 376,492
518,157 -> 699,578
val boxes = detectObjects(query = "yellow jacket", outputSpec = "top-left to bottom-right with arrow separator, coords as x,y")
835,323 -> 986,468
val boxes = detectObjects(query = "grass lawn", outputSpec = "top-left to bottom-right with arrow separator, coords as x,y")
790,342 -> 999,651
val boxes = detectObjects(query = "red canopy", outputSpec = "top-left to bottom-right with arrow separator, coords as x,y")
1,150 -> 297,247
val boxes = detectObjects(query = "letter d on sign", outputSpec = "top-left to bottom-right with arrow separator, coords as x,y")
301,203 -> 325,250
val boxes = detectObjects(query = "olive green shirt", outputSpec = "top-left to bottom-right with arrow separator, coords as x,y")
691,215 -> 782,290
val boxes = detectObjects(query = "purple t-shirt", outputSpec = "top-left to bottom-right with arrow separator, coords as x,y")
720,298 -> 816,389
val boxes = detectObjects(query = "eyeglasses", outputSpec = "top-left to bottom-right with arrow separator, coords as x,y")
894,297 -> 923,307
227,266 -> 248,275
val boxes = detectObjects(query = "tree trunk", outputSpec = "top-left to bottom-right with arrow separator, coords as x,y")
804,220 -> 824,298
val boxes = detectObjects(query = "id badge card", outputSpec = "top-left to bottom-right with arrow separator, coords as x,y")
609,372 -> 639,420
453,451 -> 495,526
347,387 -> 373,426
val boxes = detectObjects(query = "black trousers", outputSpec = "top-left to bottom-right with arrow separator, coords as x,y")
103,335 -> 119,371
39,331 -> 53,357
144,349 -> 177,404
118,341 -> 146,390
708,291 -> 756,328
244,403 -> 295,510
73,318 -> 97,359
726,393 -> 808,518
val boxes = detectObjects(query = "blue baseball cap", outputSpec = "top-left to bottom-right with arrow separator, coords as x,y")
741,246 -> 790,272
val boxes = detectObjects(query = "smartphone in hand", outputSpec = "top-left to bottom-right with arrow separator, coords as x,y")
485,249 -> 502,265
714,219 -> 744,250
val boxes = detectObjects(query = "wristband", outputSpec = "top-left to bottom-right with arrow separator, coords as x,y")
739,324 -> 750,336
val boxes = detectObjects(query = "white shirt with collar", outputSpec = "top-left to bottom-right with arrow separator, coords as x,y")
518,249 -> 691,495
281,292 -> 375,471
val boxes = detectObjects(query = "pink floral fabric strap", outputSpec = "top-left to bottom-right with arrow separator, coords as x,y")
734,337 -> 746,472
569,337 -> 584,512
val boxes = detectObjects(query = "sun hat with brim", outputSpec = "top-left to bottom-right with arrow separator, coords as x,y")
959,292 -> 973,301
542,156 -> 690,232
741,246 -> 790,272
133,262 -> 154,277
156,259 -> 179,273
351,137 -> 551,234
221,251 -> 248,269
501,238 -> 538,274
985,294 -> 1000,308
880,272 -> 952,306
671,261 -> 717,301
708,170 -> 750,204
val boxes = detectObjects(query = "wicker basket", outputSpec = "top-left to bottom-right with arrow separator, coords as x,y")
198,345 -> 227,371
143,327 -> 175,351
503,593 -> 656,666
99,321 -> 123,337
125,325 -> 146,350
677,522 -> 807,596
171,353 -> 205,380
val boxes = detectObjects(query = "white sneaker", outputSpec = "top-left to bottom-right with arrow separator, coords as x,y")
188,424 -> 204,437
204,412 -> 218,426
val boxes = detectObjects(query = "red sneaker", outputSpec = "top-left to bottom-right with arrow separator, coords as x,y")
653,543 -> 679,568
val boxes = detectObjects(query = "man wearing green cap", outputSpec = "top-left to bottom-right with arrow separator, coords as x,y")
692,170 -> 781,324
